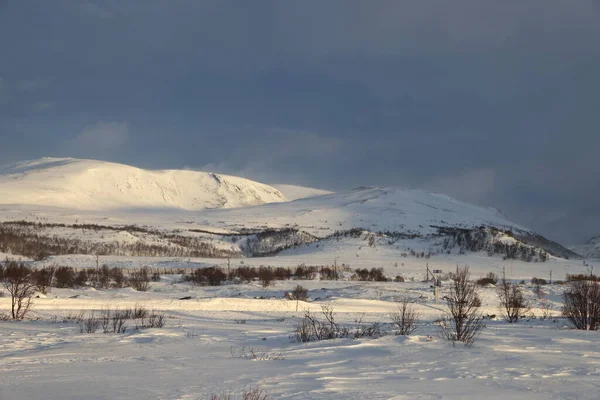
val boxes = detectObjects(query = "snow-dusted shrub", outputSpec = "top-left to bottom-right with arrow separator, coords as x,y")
390,296 -> 420,335
562,279 -> 600,330
438,266 -> 486,347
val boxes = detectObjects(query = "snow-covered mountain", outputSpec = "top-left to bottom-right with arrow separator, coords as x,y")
271,184 -> 333,201
202,186 -> 528,236
0,157 -> 578,260
0,157 -> 287,210
571,236 -> 600,259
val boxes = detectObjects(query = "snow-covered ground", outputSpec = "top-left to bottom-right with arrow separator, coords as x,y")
1,272 -> 599,399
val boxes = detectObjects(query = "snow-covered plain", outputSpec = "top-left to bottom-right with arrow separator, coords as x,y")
1,270 -> 600,400
0,157 -> 598,399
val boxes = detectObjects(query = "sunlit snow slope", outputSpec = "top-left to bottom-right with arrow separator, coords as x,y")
0,158 -> 287,210
203,186 -> 530,237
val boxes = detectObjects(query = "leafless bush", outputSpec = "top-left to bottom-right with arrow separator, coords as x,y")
211,388 -> 269,400
539,297 -> 553,320
438,266 -> 485,347
109,267 -> 125,288
389,297 -> 420,335
79,312 -> 101,333
230,346 -> 285,361
476,272 -> 497,286
497,273 -> 530,323
258,267 -> 275,287
131,304 -> 149,319
128,267 -> 151,291
146,312 -> 166,328
187,266 -> 227,286
2,260 -> 36,320
562,279 -> 600,330
288,285 -> 308,301
294,306 -> 349,342
352,314 -> 382,339
54,266 -> 77,288
32,266 -> 54,294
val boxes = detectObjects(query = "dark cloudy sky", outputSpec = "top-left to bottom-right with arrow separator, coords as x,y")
1,1 -> 599,245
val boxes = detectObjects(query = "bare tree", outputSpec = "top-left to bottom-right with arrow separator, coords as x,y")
562,279 -> 600,330
2,260 -> 36,320
497,270 -> 529,323
439,266 -> 485,347
389,296 -> 420,335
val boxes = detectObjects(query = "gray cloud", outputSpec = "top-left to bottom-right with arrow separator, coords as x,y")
0,1 -> 598,244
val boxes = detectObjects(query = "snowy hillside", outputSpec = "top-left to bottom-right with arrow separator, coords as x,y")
203,186 -> 530,237
572,235 -> 600,259
0,157 -> 286,210
271,184 -> 333,201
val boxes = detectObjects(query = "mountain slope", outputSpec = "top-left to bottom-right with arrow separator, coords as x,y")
571,236 -> 600,259
202,186 -> 530,237
271,184 -> 333,201
0,158 -> 286,210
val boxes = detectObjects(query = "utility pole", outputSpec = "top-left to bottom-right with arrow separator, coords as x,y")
334,256 -> 339,280
549,269 -> 552,285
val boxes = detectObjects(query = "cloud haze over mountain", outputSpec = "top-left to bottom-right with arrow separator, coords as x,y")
0,1 -> 598,244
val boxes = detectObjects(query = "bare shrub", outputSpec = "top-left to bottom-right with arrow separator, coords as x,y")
211,388 -> 269,400
80,312 -> 100,333
258,267 -> 275,287
128,267 -> 151,291
289,285 -> 308,301
74,269 -> 88,287
562,279 -> 600,330
476,272 -> 497,286
54,266 -> 76,288
146,312 -> 166,328
188,266 -> 227,286
230,346 -> 285,361
497,272 -> 530,323
109,267 -> 125,288
394,275 -> 405,282
352,314 -> 382,339
295,264 -> 317,280
294,306 -> 349,342
2,260 -> 36,320
319,266 -> 338,281
132,303 -> 149,319
32,266 -> 54,294
438,266 -> 485,347
389,296 -> 420,335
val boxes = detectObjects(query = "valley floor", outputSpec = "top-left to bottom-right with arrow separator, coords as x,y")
1,268 -> 599,399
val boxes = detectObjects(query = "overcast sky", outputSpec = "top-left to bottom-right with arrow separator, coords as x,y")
1,1 -> 599,245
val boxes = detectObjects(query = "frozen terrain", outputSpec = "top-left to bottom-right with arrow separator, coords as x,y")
0,157 -> 596,399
